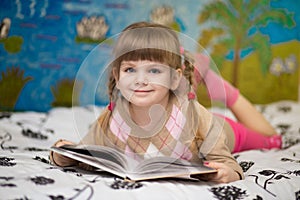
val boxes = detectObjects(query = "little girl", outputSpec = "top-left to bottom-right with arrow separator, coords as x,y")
50,21 -> 282,183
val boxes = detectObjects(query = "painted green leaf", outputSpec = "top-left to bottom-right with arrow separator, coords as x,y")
0,67 -> 33,111
3,36 -> 23,53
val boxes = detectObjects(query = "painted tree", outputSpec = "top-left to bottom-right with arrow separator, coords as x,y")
197,0 -> 295,86
51,78 -> 82,107
0,67 -> 32,111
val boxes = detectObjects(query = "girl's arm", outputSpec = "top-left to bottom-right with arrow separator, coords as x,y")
202,161 -> 242,183
49,139 -> 78,167
196,105 -> 244,183
49,108 -> 111,167
50,111 -> 108,167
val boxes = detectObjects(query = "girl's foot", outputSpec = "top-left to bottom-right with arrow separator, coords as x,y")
194,53 -> 239,108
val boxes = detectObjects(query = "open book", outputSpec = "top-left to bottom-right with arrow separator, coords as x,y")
50,144 -> 217,182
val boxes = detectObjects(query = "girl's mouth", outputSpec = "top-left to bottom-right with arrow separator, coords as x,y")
134,90 -> 153,93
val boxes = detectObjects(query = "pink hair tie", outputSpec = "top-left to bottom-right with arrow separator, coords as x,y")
108,102 -> 115,111
188,92 -> 195,100
180,46 -> 184,54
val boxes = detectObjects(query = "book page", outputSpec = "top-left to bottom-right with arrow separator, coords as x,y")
54,144 -> 143,171
137,156 -> 215,174
61,145 -> 127,167
126,156 -> 216,181
52,144 -> 216,181
51,145 -> 130,178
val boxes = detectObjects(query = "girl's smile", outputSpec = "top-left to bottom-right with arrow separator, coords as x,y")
134,89 -> 154,93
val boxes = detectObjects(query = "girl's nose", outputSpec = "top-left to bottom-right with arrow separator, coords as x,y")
135,71 -> 148,85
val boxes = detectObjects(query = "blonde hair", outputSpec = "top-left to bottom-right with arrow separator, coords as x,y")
101,21 -> 198,134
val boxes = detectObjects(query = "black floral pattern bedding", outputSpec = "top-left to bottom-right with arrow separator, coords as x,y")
0,101 -> 300,200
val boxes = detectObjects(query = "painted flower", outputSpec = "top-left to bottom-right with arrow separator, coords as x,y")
150,5 -> 174,26
269,58 -> 285,76
284,55 -> 298,74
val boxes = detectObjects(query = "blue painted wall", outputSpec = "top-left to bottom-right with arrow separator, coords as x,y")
0,0 -> 299,111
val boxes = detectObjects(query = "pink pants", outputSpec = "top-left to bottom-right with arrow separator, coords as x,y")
222,116 -> 282,153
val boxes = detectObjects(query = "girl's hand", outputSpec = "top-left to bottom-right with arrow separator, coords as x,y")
202,161 -> 241,183
50,139 -> 78,167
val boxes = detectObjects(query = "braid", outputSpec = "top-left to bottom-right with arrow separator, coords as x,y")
108,70 -> 117,102
99,66 -> 118,133
182,50 -> 195,91
180,49 -> 202,140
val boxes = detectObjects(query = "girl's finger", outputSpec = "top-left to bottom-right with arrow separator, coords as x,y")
204,161 -> 223,170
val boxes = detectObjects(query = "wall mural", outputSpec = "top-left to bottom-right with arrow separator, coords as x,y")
0,0 -> 299,111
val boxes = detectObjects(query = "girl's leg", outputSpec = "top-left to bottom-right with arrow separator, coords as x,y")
194,56 -> 278,136
223,116 -> 282,153
230,95 -> 278,136
193,53 -> 239,108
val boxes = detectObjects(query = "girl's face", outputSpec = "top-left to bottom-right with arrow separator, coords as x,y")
115,60 -> 181,108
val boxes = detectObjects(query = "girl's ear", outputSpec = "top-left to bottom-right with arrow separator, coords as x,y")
170,68 -> 182,90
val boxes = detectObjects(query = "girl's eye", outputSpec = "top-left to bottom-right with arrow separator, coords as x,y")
124,67 -> 135,73
149,68 -> 161,74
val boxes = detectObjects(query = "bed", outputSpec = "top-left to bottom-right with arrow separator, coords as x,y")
0,100 -> 300,200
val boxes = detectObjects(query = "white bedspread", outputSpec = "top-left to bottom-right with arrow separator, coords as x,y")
0,101 -> 299,200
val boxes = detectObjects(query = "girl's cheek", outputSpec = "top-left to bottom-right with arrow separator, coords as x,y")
118,75 -> 134,86
149,77 -> 172,88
